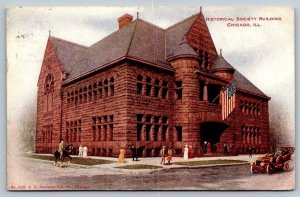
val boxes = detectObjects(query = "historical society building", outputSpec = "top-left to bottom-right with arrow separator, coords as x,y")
36,10 -> 271,157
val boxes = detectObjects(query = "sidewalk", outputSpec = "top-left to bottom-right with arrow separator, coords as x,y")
74,154 -> 258,173
31,153 -> 260,174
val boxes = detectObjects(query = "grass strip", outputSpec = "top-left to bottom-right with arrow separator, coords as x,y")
23,154 -> 114,166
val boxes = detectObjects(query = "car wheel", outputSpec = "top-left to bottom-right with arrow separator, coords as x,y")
267,165 -> 273,174
283,162 -> 289,171
251,165 -> 256,174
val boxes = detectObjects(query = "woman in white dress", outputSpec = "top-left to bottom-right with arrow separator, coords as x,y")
183,144 -> 189,160
78,145 -> 83,157
83,146 -> 88,157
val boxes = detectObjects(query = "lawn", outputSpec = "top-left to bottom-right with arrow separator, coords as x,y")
23,154 -> 114,166
117,164 -> 162,170
174,159 -> 248,166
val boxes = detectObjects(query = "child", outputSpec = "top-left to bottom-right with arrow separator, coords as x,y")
167,148 -> 175,165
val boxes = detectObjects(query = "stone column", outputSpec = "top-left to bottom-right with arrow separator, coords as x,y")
173,129 -> 178,142
142,78 -> 146,96
158,126 -> 162,141
106,125 -> 111,141
151,149 -> 155,157
102,126 -> 106,141
141,125 -> 146,141
150,125 -> 155,141
158,81 -> 163,99
246,133 -> 249,144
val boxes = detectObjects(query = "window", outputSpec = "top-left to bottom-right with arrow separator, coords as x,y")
204,52 -> 209,69
175,81 -> 183,100
92,126 -> 96,141
98,81 -> 103,98
66,120 -> 81,142
110,77 -> 114,96
42,124 -> 53,143
175,126 -> 182,141
136,114 -> 169,142
146,125 -> 151,141
199,50 -> 204,67
44,74 -> 54,112
91,114 -> 114,141
137,123 -> 142,141
104,80 -> 108,97
199,80 -> 205,101
154,79 -> 160,97
207,84 -> 221,104
162,81 -> 168,99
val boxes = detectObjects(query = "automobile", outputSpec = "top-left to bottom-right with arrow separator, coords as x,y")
250,147 -> 295,174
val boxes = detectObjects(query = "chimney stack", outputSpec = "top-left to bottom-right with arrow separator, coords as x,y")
118,13 -> 133,29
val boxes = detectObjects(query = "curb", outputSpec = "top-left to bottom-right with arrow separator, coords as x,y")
167,161 -> 250,170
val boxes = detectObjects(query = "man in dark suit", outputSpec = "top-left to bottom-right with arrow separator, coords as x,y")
130,145 -> 138,161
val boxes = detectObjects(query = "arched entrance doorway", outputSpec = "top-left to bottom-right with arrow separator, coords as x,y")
200,121 -> 229,151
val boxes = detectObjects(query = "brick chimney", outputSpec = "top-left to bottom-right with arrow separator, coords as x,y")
118,13 -> 133,29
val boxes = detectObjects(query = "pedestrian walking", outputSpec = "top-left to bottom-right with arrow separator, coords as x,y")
83,145 -> 88,157
213,144 -> 217,155
183,144 -> 189,160
117,147 -> 126,163
248,147 -> 253,158
167,148 -> 175,165
160,145 -> 167,164
188,145 -> 194,158
223,144 -> 228,156
203,141 -> 207,154
78,144 -> 83,157
130,145 -> 138,161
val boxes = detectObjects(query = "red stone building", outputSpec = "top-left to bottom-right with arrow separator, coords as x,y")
36,11 -> 271,157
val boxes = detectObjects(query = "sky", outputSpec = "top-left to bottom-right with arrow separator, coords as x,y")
6,6 -> 295,146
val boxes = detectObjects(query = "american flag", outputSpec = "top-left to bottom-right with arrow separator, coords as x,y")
221,80 -> 236,120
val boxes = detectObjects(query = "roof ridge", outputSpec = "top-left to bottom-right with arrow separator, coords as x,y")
126,19 -> 139,56
166,13 -> 199,30
89,19 -> 138,48
137,18 -> 165,31
49,36 -> 88,49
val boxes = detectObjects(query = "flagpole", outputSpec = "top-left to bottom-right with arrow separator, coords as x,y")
212,79 -> 236,103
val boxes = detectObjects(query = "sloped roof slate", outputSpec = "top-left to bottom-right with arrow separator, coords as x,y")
212,55 -> 267,97
49,36 -> 88,74
48,12 -> 268,98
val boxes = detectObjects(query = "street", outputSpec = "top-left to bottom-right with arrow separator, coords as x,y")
7,155 -> 295,190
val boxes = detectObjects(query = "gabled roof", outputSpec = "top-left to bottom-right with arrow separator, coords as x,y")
211,55 -> 235,70
212,55 -> 268,97
46,12 -> 268,98
165,14 -> 199,59
65,19 -> 173,82
234,70 -> 268,98
49,36 -> 88,74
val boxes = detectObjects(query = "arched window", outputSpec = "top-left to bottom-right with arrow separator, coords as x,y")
44,74 -> 54,112
110,77 -> 115,96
